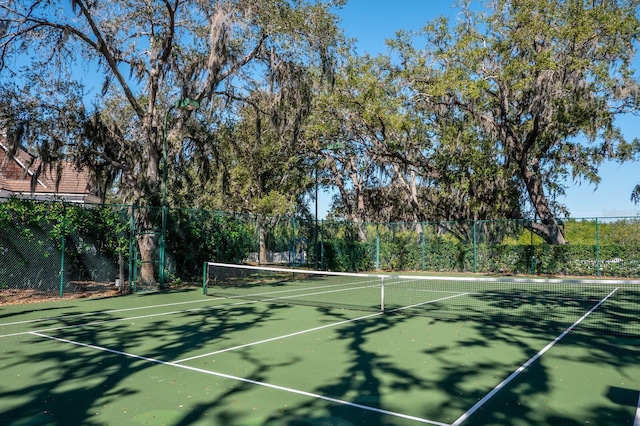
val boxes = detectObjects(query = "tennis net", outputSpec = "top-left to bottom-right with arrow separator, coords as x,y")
203,262 -> 640,336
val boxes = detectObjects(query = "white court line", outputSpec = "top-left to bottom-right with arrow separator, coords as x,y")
258,282 -> 380,302
29,331 -> 449,426
0,280 -> 406,339
173,292 -> 470,364
0,279 -> 391,339
224,277 -> 467,308
386,293 -> 470,313
450,287 -> 620,426
635,391 -> 640,426
13,282 -> 629,425
0,297 -> 226,328
0,299 -> 258,339
0,280 -> 378,335
0,274 -> 439,332
214,278 -> 382,300
408,287 -> 612,303
174,311 -> 384,363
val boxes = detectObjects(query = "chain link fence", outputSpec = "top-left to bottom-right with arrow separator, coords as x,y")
318,218 -> 640,277
0,199 -> 130,304
2,197 -> 639,305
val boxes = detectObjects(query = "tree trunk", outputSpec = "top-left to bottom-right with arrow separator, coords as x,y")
519,154 -> 566,244
348,159 -> 368,243
133,206 -> 158,287
118,251 -> 126,293
258,216 -> 268,264
527,219 -> 566,245
328,157 -> 368,243
137,233 -> 157,286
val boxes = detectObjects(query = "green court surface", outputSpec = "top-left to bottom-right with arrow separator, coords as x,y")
1,287 -> 639,425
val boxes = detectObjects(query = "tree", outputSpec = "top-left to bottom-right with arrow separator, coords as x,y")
0,0 -> 344,283
211,85 -> 319,262
397,0 -> 640,244
305,55 -> 398,242
307,52 -> 521,242
632,183 -> 640,206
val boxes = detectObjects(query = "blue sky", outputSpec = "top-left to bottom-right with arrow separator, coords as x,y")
318,0 -> 640,219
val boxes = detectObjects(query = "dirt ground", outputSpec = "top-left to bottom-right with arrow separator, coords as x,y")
0,282 -> 124,306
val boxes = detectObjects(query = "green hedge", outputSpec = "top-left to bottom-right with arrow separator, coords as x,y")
0,198 -> 130,294
318,234 -> 640,278
166,209 -> 255,277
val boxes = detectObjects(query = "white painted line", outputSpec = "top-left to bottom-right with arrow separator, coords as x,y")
174,292 -> 468,364
450,288 -> 620,426
634,390 -> 640,426
0,299 -> 256,339
214,278 -> 381,300
30,331 -> 450,426
0,280 -> 407,340
262,282 -> 380,302
0,297 -> 226,328
174,311 -> 385,363
387,293 -> 470,313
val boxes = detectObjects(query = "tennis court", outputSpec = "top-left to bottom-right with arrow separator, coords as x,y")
1,265 -> 640,425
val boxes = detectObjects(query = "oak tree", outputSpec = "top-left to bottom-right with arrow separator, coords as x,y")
0,0 -> 344,282
397,0 -> 640,244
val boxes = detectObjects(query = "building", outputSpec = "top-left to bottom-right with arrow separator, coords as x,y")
0,140 -> 100,204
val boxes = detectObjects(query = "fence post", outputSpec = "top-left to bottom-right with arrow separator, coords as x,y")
472,220 -> 477,273
216,211 -> 221,262
257,217 -> 261,267
375,226 -> 380,270
321,219 -> 325,270
595,217 -> 600,277
129,204 -> 136,292
421,222 -> 425,272
59,203 -> 66,299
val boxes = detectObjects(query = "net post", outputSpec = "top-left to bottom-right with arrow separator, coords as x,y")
202,262 -> 208,295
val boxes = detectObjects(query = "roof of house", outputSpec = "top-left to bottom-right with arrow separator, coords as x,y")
0,139 -> 99,203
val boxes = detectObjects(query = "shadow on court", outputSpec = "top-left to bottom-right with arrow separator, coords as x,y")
0,287 -> 638,425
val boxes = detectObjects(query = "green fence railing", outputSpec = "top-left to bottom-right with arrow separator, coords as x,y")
1,197 -> 639,305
